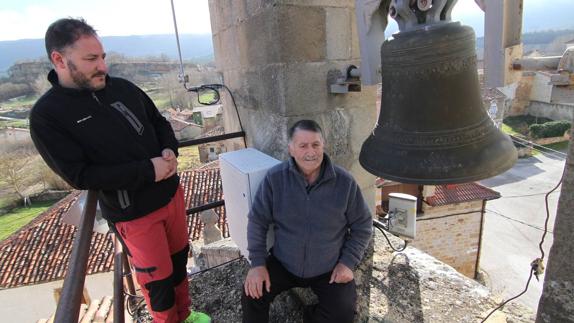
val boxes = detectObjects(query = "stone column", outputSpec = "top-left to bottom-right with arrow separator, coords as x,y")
208,0 -> 378,209
536,130 -> 574,322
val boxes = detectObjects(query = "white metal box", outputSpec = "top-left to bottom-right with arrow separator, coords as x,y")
219,148 -> 281,262
388,193 -> 417,240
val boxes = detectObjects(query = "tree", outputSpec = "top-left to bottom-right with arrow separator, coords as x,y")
0,142 -> 36,200
33,74 -> 51,96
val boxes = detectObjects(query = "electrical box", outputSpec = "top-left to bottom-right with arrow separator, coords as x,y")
388,193 -> 417,240
219,148 -> 281,262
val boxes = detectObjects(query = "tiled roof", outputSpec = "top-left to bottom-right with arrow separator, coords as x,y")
425,183 -> 500,207
169,117 -> 202,132
198,125 -> 225,139
180,167 -> 228,241
0,167 -> 227,289
0,192 -> 114,289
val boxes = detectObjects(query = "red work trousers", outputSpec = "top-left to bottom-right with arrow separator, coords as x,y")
115,186 -> 191,323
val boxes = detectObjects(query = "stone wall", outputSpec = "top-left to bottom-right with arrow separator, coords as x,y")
208,0 -> 378,208
185,231 -> 534,322
414,201 -> 484,278
537,129 -> 574,322
509,73 -> 535,115
527,100 -> 574,122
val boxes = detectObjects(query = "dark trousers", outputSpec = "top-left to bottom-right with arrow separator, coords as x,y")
242,255 -> 357,323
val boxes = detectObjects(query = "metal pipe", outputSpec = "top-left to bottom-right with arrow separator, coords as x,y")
178,131 -> 246,148
54,190 -> 98,323
186,200 -> 225,215
170,0 -> 187,84
113,235 -> 125,323
512,56 -> 562,71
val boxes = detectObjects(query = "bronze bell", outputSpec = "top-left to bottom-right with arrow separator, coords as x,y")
359,2 -> 517,184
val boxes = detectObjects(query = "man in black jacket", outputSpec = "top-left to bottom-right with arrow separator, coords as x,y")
30,18 -> 207,323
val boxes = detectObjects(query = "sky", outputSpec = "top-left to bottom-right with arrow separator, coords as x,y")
0,0 -> 212,41
0,0 -> 572,42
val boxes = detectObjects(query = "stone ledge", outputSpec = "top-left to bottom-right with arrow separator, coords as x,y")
183,232 -> 536,322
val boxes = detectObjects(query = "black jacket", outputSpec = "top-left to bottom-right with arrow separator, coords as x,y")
30,70 -> 179,223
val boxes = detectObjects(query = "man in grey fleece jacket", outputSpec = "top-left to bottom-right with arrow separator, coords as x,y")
242,120 -> 373,323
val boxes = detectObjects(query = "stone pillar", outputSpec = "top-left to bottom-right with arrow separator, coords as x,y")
208,0 -> 378,209
536,130 -> 574,322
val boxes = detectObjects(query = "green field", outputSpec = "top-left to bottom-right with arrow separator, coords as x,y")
178,145 -> 202,171
0,119 -> 29,129
0,200 -> 55,241
1,95 -> 39,109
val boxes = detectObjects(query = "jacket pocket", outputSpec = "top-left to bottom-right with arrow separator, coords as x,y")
117,190 -> 131,209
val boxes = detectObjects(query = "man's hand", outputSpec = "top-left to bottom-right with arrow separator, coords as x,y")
151,157 -> 174,182
329,263 -> 354,284
161,148 -> 178,178
244,266 -> 271,299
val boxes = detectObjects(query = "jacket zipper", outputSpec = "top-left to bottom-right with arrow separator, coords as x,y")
92,92 -> 102,106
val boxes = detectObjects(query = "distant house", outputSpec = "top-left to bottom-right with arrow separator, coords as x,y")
168,117 -> 203,141
192,104 -> 223,131
197,125 -> 227,163
376,180 -> 500,279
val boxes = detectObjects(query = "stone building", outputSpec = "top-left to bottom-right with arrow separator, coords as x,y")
376,180 -> 500,278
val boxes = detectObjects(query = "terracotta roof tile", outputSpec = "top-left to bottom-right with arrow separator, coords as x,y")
426,183 -> 500,207
0,167 -> 227,289
198,125 -> 225,139
180,167 -> 227,241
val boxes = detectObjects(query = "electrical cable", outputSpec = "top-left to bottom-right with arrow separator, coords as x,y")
486,209 -> 554,234
187,255 -> 245,277
498,191 -> 560,199
373,219 -> 408,252
539,166 -> 566,260
416,210 -> 482,221
169,0 -> 248,148
510,135 -> 568,158
480,164 -> 567,321
186,83 -> 248,148
480,267 -> 535,323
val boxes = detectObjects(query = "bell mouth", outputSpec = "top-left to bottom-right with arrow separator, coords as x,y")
359,120 -> 517,185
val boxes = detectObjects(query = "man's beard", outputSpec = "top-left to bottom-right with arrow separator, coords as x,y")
67,60 -> 106,91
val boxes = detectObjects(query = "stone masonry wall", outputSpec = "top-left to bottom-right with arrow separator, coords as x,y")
536,129 -> 574,322
183,231 -> 535,323
413,200 -> 484,278
208,0 -> 378,208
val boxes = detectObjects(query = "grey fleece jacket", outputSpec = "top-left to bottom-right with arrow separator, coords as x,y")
247,154 -> 373,278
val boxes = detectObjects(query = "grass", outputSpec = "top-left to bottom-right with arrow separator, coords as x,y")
0,200 -> 55,241
1,95 -> 39,109
0,119 -> 29,129
502,115 -> 554,136
543,140 -> 570,152
501,123 -> 520,136
178,145 -> 202,171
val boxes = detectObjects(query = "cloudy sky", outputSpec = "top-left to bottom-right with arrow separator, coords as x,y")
0,0 -> 572,41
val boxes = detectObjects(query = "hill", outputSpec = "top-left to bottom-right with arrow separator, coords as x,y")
0,34 -> 214,74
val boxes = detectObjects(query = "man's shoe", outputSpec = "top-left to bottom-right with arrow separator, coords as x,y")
183,311 -> 211,323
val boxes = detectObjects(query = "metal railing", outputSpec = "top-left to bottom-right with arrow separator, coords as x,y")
54,190 -> 98,323
54,132 -> 243,322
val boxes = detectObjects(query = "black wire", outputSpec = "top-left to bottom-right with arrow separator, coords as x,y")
486,209 -> 554,234
220,84 -> 248,149
187,255 -> 245,277
480,162 -> 566,321
373,219 -> 408,252
510,135 -> 568,158
480,268 -> 535,323
186,83 -> 248,148
539,167 -> 566,260
416,210 -> 481,221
